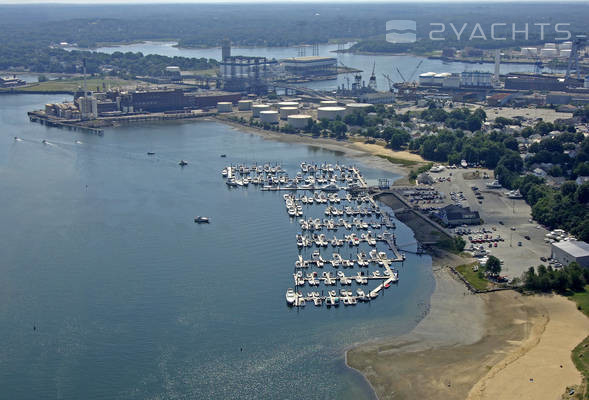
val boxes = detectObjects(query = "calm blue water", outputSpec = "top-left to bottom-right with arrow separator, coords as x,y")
75,40 -> 554,92
0,94 -> 434,399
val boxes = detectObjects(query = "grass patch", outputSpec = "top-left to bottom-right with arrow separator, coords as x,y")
456,262 -> 489,291
570,334 -> 589,400
13,77 -> 141,93
408,162 -> 434,182
568,285 -> 589,318
376,154 -> 420,167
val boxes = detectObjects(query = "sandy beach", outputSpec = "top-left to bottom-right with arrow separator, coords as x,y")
214,117 -> 423,178
347,261 -> 589,400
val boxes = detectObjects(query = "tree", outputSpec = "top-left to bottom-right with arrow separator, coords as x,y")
576,182 -> 589,204
485,256 -> 502,276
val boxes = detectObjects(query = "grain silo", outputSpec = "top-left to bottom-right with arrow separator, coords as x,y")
317,106 -> 346,121
238,100 -> 253,111
259,110 -> 279,124
287,114 -> 312,129
279,107 -> 299,120
217,102 -> 233,113
252,104 -> 270,117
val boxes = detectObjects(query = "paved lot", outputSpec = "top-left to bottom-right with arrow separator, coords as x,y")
427,167 -> 551,279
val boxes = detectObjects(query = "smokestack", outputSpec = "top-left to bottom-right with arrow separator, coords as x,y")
494,49 -> 500,82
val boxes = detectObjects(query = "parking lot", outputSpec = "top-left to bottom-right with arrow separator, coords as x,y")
426,167 -> 552,278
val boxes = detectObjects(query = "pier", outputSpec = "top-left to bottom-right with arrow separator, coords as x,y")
27,110 -> 215,134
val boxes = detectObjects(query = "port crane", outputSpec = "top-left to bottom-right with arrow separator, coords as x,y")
566,35 -> 587,80
382,73 -> 394,92
395,60 -> 423,84
368,61 -> 377,90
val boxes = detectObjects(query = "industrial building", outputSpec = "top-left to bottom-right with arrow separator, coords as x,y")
45,88 -> 241,120
358,92 -> 394,104
281,56 -> 337,77
504,73 -> 568,91
438,204 -> 481,227
220,55 -> 274,94
550,240 -> 589,268
460,71 -> 493,88
0,75 -> 26,88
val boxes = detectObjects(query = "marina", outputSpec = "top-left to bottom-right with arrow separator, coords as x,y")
221,161 -> 406,308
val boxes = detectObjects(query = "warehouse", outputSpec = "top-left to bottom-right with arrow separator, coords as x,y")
551,240 -> 589,268
282,56 -> 337,77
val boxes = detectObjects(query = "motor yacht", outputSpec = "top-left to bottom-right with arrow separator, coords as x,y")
285,288 -> 297,305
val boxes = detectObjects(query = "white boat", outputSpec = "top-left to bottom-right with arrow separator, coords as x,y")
356,289 -> 368,301
194,216 -> 210,223
486,180 -> 502,189
355,272 -> 368,285
285,288 -> 296,305
221,168 -> 228,177
460,159 -> 468,168
331,253 -> 343,267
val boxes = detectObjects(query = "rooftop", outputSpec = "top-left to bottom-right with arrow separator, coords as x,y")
552,240 -> 589,258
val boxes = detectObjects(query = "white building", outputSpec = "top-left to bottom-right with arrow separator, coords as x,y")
540,48 -> 558,58
551,240 -> 589,268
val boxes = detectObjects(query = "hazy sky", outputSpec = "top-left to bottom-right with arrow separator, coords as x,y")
1,0 -> 583,3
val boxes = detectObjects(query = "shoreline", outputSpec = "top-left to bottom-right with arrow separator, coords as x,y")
214,117 -> 421,178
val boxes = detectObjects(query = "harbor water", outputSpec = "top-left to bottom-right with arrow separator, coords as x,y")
77,40 -> 553,91
0,94 -> 435,399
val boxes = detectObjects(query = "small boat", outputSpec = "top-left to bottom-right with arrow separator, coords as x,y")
285,288 -> 297,305
194,216 -> 210,223
179,160 -> 188,166
41,139 -> 47,144
220,154 -> 227,158
147,152 -> 155,156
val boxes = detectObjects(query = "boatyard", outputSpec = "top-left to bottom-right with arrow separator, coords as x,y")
221,161 -> 406,308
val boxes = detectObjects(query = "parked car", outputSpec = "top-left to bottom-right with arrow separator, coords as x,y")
524,235 -> 530,240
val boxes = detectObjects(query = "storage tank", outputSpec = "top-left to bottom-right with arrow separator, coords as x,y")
320,100 -> 338,106
419,72 -> 437,85
276,101 -> 299,109
433,72 -> 451,85
259,110 -> 279,124
287,114 -> 312,129
345,103 -> 372,115
217,102 -> 233,113
317,106 -> 346,120
279,107 -> 299,120
252,104 -> 270,117
238,100 -> 253,111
